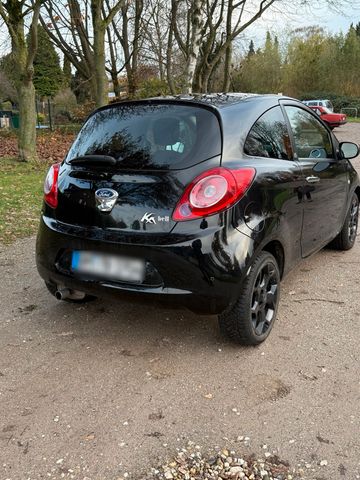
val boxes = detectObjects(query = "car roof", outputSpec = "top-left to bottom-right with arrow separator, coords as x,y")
151,92 -> 264,109
303,99 -> 331,103
149,92 -> 293,110
106,92 -> 294,110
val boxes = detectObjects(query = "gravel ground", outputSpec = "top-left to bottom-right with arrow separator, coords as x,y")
0,124 -> 360,480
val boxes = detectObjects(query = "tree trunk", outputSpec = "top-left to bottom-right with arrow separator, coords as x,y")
166,2 -> 177,95
10,11 -> 38,162
107,26 -> 121,97
202,69 -> 212,93
129,0 -> 142,97
92,9 -> 108,107
186,0 -> 204,94
192,65 -> 203,93
93,29 -> 107,106
222,43 -> 232,92
222,0 -> 233,92
111,70 -> 121,98
91,0 -> 107,107
18,80 -> 37,161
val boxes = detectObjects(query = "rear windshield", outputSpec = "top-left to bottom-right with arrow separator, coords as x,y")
66,103 -> 222,170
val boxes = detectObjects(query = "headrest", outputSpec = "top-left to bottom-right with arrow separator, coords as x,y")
153,117 -> 180,146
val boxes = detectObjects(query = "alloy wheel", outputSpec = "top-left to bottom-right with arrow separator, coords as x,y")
251,262 -> 279,336
348,196 -> 359,244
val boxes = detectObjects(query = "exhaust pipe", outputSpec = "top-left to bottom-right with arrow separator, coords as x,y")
55,288 -> 71,300
54,286 -> 86,301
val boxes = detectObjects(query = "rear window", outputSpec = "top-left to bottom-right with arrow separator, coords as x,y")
66,103 -> 221,170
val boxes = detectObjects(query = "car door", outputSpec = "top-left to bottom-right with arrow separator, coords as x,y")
283,103 -> 348,257
236,104 -> 304,271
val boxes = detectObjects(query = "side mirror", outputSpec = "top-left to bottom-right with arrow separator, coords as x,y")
339,142 -> 359,159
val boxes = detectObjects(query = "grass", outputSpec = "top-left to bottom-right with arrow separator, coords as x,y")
0,157 -> 47,244
347,117 -> 360,123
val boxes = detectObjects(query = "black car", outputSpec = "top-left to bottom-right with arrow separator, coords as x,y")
36,94 -> 360,345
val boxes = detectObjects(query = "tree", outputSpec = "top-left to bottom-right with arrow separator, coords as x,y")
0,0 -> 42,162
232,22 -> 360,100
140,0 -> 169,82
185,0 -> 205,93
354,22 -> 360,37
167,0 -> 360,94
91,0 -> 126,106
63,56 -> 72,87
340,25 -> 360,95
71,66 -> 93,104
0,63 -> 17,104
41,0 -> 126,107
109,0 -> 144,97
248,40 -> 255,57
0,54 -> 17,102
31,25 -> 63,98
168,0 -> 278,93
232,31 -> 281,94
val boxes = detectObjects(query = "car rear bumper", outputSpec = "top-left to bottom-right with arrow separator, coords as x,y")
36,215 -> 252,314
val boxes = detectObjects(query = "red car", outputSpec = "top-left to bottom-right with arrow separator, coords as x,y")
309,106 -> 347,129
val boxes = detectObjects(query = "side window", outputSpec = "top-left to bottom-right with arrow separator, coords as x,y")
284,106 -> 333,160
244,106 -> 292,160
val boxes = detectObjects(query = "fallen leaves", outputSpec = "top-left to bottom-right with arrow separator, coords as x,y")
0,130 -> 75,163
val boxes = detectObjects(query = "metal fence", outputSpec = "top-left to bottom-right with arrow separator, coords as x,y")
340,107 -> 358,117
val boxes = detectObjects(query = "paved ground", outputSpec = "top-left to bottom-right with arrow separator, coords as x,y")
1,124 -> 360,480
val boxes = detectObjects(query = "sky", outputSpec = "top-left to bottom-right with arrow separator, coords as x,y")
0,1 -> 359,57
244,1 -> 360,47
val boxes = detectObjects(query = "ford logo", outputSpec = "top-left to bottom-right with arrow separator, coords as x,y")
95,188 -> 118,212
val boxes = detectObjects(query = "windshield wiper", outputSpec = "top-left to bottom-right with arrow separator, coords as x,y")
68,155 -> 117,166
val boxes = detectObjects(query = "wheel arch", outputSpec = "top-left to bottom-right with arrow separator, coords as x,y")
262,240 -> 285,279
354,186 -> 360,203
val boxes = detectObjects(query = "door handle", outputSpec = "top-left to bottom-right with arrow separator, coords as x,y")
306,176 -> 320,184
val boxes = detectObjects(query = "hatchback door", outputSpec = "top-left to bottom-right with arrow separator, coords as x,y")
283,104 -> 348,256
56,102 -> 222,234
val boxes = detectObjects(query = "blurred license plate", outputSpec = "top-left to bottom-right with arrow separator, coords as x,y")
71,251 -> 145,283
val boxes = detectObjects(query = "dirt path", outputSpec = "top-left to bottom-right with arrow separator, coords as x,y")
0,125 -> 359,480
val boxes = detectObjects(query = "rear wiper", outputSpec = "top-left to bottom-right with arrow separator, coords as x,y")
68,155 -> 117,166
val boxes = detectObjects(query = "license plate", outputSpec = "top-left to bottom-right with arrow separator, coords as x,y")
71,251 -> 145,283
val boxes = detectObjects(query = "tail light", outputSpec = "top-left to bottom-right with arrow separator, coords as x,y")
44,163 -> 60,208
173,167 -> 255,221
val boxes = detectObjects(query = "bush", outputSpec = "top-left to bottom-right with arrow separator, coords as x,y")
70,100 -> 96,123
53,88 -> 78,124
134,77 -> 170,99
55,124 -> 81,135
36,112 -> 46,124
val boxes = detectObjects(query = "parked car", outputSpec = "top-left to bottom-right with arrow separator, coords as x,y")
309,105 -> 347,129
302,99 -> 334,111
36,94 -> 360,345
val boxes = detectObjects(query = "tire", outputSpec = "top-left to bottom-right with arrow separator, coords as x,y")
329,193 -> 359,251
45,281 -> 96,304
218,251 -> 281,345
